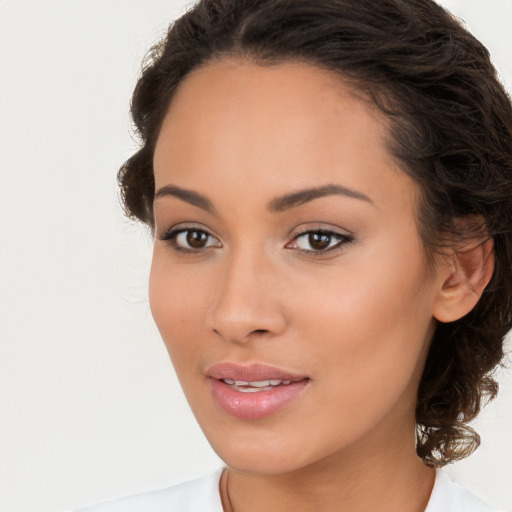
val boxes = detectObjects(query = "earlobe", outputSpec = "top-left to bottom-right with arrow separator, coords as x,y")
433,236 -> 494,323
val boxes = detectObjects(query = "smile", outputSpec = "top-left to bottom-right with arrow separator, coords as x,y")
221,378 -> 302,392
207,363 -> 310,420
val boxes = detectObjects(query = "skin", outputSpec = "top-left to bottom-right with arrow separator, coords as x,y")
150,59 -> 463,512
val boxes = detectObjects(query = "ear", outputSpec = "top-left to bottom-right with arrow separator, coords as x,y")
433,234 -> 494,323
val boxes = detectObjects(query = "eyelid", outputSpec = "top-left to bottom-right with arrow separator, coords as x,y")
287,227 -> 355,255
158,224 -> 222,252
157,223 -> 354,256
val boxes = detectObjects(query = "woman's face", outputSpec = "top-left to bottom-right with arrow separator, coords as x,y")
150,59 -> 445,474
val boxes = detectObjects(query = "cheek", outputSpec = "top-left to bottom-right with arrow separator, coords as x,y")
280,257 -> 433,453
148,252 -> 208,367
293,241 -> 434,392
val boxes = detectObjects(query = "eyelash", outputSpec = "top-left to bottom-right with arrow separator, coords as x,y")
159,226 -> 221,254
289,229 -> 354,255
158,226 -> 354,256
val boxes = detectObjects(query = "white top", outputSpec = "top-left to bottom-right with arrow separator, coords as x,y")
76,468 -> 501,512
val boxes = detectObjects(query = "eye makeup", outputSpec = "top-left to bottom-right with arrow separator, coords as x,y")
158,224 -> 355,258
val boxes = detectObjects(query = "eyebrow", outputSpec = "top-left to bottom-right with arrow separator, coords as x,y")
267,184 -> 374,212
154,184 -> 215,212
153,183 -> 374,213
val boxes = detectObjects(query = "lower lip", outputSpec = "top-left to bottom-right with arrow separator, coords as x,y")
209,378 -> 309,420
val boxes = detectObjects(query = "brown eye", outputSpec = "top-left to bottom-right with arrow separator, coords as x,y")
186,230 -> 209,248
308,232 -> 331,251
292,229 -> 354,254
160,227 -> 222,252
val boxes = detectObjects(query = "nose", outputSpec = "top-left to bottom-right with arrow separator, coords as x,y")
205,249 -> 287,344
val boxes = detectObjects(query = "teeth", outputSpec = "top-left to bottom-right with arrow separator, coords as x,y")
222,378 -> 287,388
220,378 -> 305,389
248,380 -> 271,387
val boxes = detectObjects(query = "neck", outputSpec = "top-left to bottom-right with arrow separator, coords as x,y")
221,422 -> 435,512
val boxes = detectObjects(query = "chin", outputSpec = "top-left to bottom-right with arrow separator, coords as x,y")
217,448 -> 307,475
203,424 -> 330,476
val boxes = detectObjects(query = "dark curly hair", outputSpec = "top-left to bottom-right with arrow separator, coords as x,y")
120,0 -> 512,467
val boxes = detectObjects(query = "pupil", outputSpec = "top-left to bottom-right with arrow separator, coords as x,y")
187,230 -> 208,248
309,232 -> 330,251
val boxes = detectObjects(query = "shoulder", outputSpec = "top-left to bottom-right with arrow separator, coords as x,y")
75,468 -> 224,512
426,470 -> 503,512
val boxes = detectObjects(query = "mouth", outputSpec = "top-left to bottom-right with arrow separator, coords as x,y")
206,362 -> 310,420
219,377 -> 307,392
207,361 -> 309,382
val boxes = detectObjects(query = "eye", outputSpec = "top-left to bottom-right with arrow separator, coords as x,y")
289,229 -> 354,254
159,227 -> 222,252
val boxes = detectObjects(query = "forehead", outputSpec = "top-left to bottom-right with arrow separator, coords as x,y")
153,58 -> 416,212
166,58 -> 373,118
156,58 -> 386,154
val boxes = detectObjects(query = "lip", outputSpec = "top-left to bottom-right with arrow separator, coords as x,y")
206,362 -> 308,382
206,362 -> 310,420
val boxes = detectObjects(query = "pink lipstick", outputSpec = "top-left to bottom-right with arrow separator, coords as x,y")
207,363 -> 310,420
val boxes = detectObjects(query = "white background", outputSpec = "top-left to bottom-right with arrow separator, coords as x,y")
0,1 -> 511,511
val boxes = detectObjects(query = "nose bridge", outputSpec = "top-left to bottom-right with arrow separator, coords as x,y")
207,241 -> 286,342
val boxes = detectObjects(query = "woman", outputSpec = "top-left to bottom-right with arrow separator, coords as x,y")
78,0 -> 512,510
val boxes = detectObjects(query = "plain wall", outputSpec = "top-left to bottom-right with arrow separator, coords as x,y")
0,1 -> 511,511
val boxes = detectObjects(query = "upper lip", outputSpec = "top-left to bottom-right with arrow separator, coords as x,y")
206,362 -> 309,382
